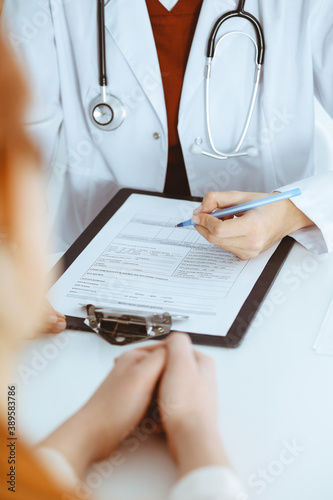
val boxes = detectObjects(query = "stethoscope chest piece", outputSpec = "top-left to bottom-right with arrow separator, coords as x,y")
91,0 -> 126,131
90,92 -> 126,131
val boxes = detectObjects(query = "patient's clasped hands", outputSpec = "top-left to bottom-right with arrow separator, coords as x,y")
41,333 -> 229,480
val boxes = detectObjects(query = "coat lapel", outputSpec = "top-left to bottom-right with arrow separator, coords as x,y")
105,0 -> 167,132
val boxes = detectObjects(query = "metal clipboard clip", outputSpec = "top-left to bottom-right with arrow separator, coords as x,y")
83,304 -> 188,346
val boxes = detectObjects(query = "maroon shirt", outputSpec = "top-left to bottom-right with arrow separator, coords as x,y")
146,0 -> 203,197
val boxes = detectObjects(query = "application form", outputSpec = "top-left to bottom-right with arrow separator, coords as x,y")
49,194 -> 277,337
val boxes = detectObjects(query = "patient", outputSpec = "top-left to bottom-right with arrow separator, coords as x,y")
0,33 -> 244,499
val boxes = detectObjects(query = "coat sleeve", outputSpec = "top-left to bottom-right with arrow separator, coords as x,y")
1,0 -> 63,173
168,466 -> 246,500
35,449 -> 246,500
276,0 -> 333,255
276,171 -> 333,254
311,0 -> 333,117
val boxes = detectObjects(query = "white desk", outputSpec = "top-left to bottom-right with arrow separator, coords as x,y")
15,243 -> 333,500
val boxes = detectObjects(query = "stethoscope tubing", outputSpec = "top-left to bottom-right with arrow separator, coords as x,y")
204,31 -> 262,159
195,0 -> 265,160
92,0 -> 265,154
98,0 -> 107,87
207,3 -> 265,65
91,0 -> 126,130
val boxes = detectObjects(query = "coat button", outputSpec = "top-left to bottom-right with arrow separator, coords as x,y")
153,132 -> 161,140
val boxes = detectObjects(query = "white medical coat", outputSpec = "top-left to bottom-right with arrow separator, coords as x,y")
2,0 -> 333,251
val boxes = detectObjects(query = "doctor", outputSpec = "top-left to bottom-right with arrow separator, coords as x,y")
2,0 -> 333,259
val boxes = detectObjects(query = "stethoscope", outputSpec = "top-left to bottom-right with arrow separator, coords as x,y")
90,0 -> 265,161
89,0 -> 126,131
191,0 -> 265,159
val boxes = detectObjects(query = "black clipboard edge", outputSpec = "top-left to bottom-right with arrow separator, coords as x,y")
49,189 -> 294,349
215,235 -> 294,348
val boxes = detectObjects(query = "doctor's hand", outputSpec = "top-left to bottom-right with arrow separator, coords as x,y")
192,191 -> 314,260
39,343 -> 166,478
158,333 -> 229,478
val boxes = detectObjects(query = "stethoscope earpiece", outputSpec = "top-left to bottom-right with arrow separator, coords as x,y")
191,139 -> 259,160
190,143 -> 203,155
246,147 -> 259,158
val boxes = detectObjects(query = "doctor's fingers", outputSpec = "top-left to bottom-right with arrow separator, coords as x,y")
193,190 -> 266,215
196,229 -> 263,260
193,211 -> 252,239
194,223 -> 267,260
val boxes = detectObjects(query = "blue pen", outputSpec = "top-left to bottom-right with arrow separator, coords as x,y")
175,188 -> 302,227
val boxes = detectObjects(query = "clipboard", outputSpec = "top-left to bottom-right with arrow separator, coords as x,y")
49,188 -> 295,348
